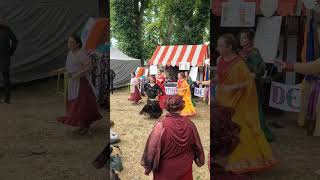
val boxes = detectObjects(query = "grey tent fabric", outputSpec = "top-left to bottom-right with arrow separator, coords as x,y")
110,46 -> 140,88
0,0 -> 99,86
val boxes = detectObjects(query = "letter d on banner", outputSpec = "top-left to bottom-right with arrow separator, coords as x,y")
272,84 -> 285,104
269,81 -> 301,112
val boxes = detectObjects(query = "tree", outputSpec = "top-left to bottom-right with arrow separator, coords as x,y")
111,0 -> 150,65
111,0 -> 210,65
143,0 -> 210,59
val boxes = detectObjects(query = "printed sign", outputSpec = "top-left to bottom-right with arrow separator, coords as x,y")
150,65 -> 158,75
179,62 -> 191,70
194,87 -> 205,97
254,16 -> 282,63
165,87 -> 177,95
269,81 -> 301,112
189,67 -> 198,82
221,2 -> 256,27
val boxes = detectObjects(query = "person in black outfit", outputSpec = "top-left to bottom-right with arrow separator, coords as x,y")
139,75 -> 163,119
0,22 -> 18,104
110,69 -> 115,94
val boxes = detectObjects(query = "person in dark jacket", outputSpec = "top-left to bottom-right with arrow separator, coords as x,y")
0,21 -> 18,104
110,69 -> 115,94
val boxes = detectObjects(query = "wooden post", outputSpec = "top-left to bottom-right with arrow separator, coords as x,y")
99,0 -> 108,18
282,17 -> 288,83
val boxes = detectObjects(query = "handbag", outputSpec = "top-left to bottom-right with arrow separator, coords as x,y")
109,145 -> 123,172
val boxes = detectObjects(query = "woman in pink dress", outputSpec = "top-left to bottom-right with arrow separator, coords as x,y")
128,72 -> 142,104
141,95 -> 204,180
156,70 -> 166,109
56,35 -> 102,135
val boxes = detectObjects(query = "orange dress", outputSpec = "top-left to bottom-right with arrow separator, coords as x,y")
177,79 -> 196,117
215,55 -> 278,173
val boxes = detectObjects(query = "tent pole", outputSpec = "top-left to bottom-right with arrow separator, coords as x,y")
99,0 -> 108,18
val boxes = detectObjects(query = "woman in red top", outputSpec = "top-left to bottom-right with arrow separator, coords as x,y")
141,95 -> 204,180
156,70 -> 166,109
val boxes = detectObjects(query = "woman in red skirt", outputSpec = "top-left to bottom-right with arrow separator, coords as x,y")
128,72 -> 142,104
56,35 -> 102,135
156,70 -> 166,109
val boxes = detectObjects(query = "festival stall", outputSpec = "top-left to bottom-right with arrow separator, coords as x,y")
147,44 -> 210,98
211,0 -> 320,116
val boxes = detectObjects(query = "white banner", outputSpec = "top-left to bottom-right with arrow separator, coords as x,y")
165,87 -> 177,95
221,2 -> 256,27
150,65 -> 158,75
189,67 -> 198,82
254,16 -> 282,63
194,87 -> 205,97
179,62 -> 190,70
269,81 -> 301,112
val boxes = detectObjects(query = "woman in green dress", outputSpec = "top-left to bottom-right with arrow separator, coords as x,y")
185,71 -> 196,106
238,29 -> 274,142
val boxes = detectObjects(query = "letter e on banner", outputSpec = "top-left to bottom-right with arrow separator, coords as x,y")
269,81 -> 301,112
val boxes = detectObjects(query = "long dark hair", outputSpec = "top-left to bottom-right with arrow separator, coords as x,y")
70,34 -> 82,48
239,29 -> 255,42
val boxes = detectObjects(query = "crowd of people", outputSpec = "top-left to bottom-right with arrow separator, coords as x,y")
126,68 -> 209,179
128,69 -> 200,119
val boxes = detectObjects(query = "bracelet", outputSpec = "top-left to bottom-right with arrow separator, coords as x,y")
285,63 -> 294,72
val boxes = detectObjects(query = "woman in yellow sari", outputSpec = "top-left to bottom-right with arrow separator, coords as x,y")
215,34 -> 278,173
177,72 -> 196,117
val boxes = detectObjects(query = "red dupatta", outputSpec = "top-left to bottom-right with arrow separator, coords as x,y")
216,56 -> 241,84
239,45 -> 253,59
156,75 -> 165,85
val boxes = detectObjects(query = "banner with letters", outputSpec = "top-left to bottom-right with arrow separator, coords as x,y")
269,81 -> 301,112
165,87 -> 177,95
165,86 -> 205,97
194,87 -> 205,97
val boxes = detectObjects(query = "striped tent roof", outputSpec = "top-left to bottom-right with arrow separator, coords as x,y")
148,45 -> 209,67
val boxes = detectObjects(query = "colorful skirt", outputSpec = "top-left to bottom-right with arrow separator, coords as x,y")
57,78 -> 102,128
306,80 -> 320,136
181,95 -> 196,117
140,99 -> 162,119
158,95 -> 166,109
128,87 -> 142,103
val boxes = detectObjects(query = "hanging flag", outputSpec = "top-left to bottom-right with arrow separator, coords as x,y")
301,19 -> 309,63
306,18 -> 315,62
206,66 -> 210,81
135,67 -> 145,78
305,17 -> 315,80
202,65 -> 206,81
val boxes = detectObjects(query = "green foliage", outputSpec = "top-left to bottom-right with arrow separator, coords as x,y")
111,0 -> 210,64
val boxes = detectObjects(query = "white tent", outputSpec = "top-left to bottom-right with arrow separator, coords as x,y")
110,46 -> 140,88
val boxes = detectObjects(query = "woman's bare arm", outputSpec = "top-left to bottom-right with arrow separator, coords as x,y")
293,59 -> 320,75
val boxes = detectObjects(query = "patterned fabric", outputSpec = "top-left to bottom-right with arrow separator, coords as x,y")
88,49 -> 109,108
216,55 -> 278,173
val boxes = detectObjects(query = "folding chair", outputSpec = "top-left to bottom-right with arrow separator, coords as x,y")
56,72 -> 68,107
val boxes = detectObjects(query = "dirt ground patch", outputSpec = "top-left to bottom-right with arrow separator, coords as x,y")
251,113 -> 320,180
111,88 -> 210,180
0,79 -> 108,180
1,79 -> 320,180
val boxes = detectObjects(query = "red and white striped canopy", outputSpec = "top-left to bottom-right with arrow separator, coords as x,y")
148,45 -> 209,67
